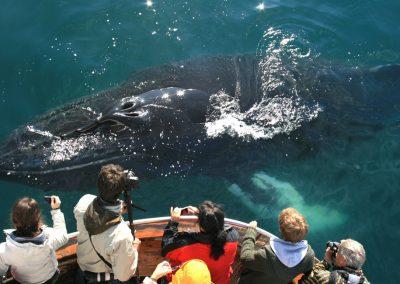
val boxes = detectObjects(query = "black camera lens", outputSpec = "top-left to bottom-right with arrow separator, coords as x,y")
124,170 -> 139,190
44,196 -> 52,204
326,241 -> 340,260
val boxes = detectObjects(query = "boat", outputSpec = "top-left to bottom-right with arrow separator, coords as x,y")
2,216 -> 279,284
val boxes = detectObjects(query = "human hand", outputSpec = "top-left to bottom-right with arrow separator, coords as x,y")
249,221 -> 258,228
324,247 -> 333,263
120,200 -> 128,215
150,261 -> 172,281
186,205 -> 199,215
51,196 -> 61,210
181,205 -> 199,215
133,238 -> 141,250
170,207 -> 181,222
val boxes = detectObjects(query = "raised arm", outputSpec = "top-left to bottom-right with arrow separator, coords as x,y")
46,196 -> 68,250
240,223 -> 268,273
161,220 -> 180,256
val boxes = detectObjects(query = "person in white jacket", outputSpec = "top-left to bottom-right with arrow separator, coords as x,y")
74,164 -> 140,283
0,196 -> 68,284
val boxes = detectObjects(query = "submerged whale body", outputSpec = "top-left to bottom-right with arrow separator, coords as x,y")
0,55 -> 399,190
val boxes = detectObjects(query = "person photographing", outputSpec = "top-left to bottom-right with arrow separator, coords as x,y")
74,164 -> 141,283
0,196 -> 68,284
299,239 -> 370,284
162,201 -> 239,284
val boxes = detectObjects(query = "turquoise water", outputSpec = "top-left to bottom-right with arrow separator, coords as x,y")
1,0 -> 400,282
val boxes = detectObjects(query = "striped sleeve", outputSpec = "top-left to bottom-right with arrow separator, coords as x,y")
240,227 -> 269,273
299,260 -> 331,284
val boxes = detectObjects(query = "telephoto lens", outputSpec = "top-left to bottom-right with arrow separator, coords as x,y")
124,170 -> 139,189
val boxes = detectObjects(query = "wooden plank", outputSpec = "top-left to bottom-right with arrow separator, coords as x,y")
56,244 -> 77,260
136,228 -> 164,239
137,239 -> 164,276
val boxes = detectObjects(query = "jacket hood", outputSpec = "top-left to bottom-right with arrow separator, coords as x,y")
4,228 -> 48,248
172,259 -> 211,284
83,197 -> 122,235
270,237 -> 308,268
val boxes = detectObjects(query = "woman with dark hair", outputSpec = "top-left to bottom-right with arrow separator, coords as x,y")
0,196 -> 68,284
161,201 -> 239,284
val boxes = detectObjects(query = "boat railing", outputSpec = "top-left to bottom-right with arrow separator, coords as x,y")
66,216 -> 277,239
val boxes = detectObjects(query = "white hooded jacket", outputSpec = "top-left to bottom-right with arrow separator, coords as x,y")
74,194 -> 138,282
0,209 -> 68,284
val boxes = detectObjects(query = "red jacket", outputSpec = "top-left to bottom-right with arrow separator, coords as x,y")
161,221 -> 239,284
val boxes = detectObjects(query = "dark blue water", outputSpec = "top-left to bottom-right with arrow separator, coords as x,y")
1,0 -> 400,282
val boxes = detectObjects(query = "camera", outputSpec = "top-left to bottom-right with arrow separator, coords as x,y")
122,170 -> 141,237
326,241 -> 340,260
124,170 -> 139,190
180,207 -> 190,215
44,196 -> 52,204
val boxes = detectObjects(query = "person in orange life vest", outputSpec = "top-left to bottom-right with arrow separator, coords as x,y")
161,201 -> 239,284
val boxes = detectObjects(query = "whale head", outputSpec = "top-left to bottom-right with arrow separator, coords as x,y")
0,87 -> 212,190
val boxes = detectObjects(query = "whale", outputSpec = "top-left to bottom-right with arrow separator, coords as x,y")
0,54 -> 399,190
227,171 -> 347,232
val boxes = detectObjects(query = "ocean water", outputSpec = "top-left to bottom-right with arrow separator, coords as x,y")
0,0 -> 399,282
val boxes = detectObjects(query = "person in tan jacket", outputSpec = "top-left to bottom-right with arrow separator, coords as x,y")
74,164 -> 140,283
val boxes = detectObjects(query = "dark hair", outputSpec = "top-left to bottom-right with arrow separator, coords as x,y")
98,164 -> 126,203
198,201 -> 227,260
12,197 -> 42,237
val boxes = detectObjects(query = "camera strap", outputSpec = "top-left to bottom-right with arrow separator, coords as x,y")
89,235 -> 112,269
123,190 -> 135,239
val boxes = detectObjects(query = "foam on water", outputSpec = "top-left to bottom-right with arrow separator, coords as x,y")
205,28 -> 322,141
205,91 -> 267,140
228,171 -> 347,232
205,91 -> 321,140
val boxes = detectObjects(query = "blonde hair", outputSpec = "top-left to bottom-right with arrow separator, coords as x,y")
279,208 -> 308,243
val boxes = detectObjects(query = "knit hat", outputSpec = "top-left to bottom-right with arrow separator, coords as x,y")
172,259 -> 211,284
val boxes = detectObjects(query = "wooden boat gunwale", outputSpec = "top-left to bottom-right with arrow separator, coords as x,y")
65,216 -> 277,240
